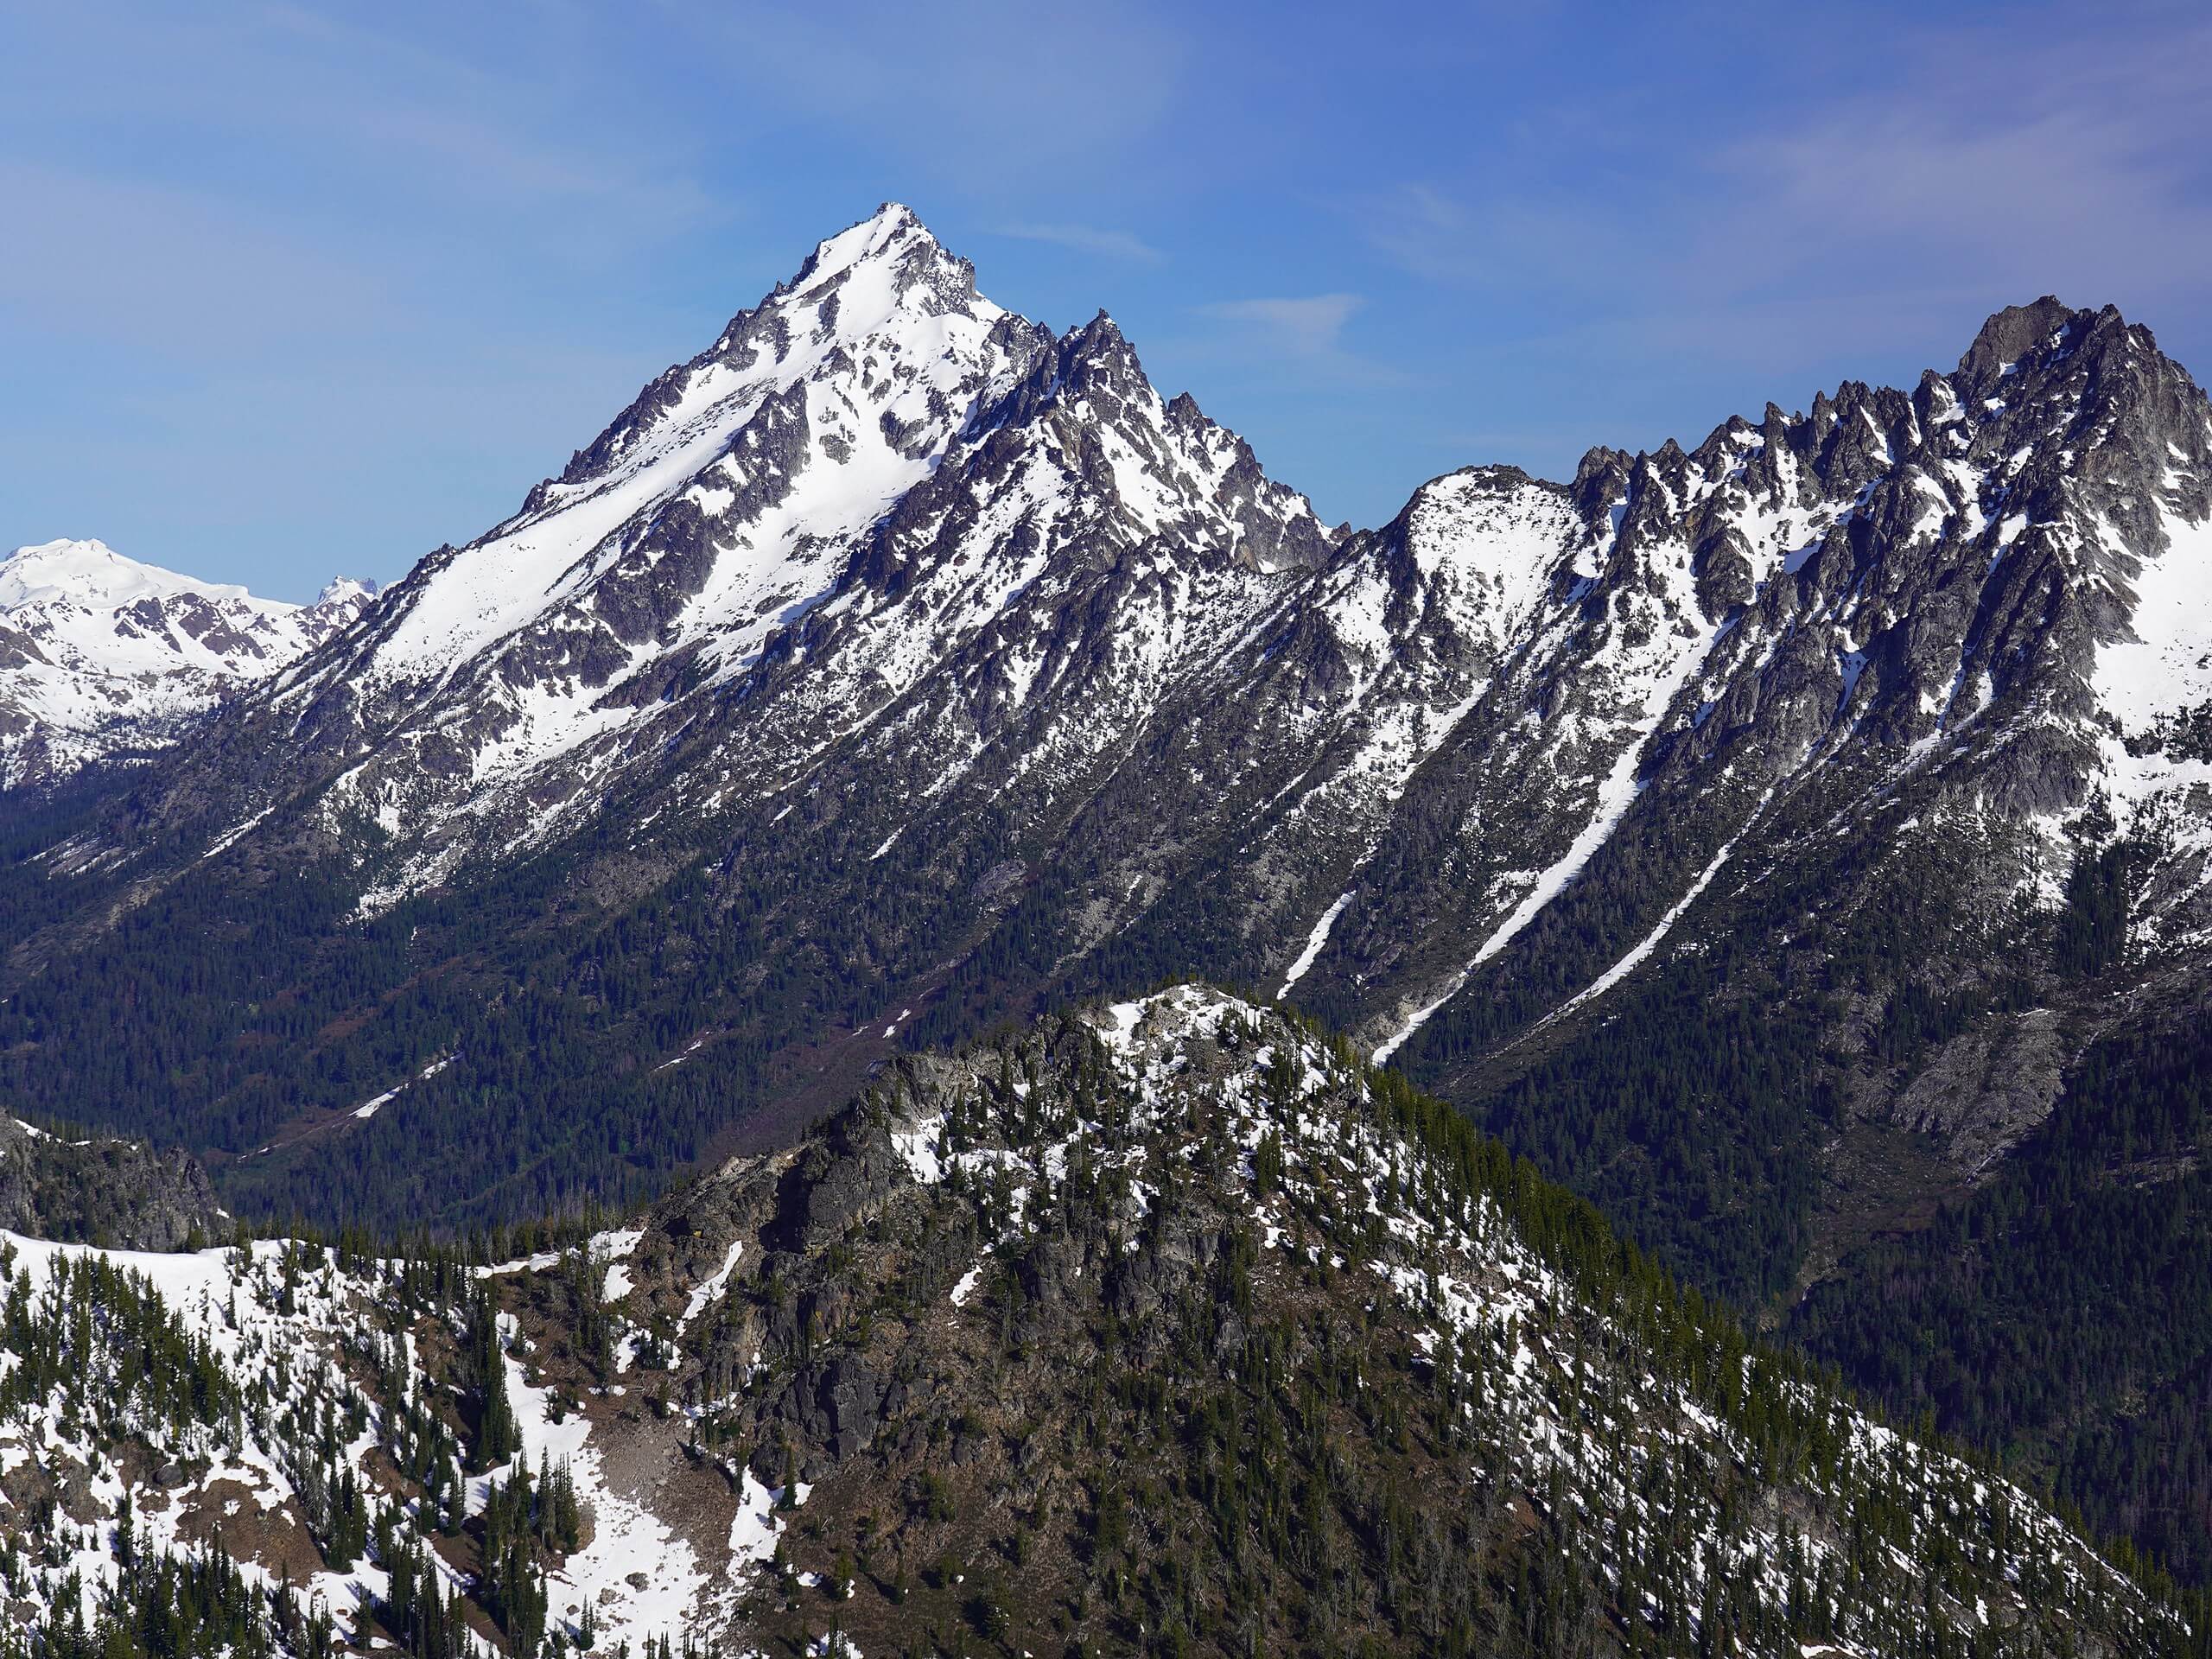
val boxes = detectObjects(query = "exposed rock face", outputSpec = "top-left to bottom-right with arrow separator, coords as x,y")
0,1116 -> 222,1250
0,539 -> 377,789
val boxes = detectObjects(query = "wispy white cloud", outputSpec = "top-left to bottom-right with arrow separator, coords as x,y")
1339,3 -> 2212,478
0,161 -> 391,353
1188,293 -> 1411,390
665,0 -> 1195,184
1364,184 -> 1486,286
3,5 -> 718,277
1712,22 -> 2212,308
1365,11 -> 2212,322
1198,293 -> 1365,354
995,222 -> 1163,263
1363,181 -> 1631,298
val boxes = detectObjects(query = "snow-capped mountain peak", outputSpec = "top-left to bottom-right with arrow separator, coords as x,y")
786,199 -> 980,308
342,206 -> 1039,701
179,206 -> 1324,892
312,575 -> 382,610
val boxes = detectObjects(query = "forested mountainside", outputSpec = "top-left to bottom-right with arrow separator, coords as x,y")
3,208 -> 2209,1594
1785,998 -> 2212,1586
0,539 -> 373,790
1,989 -> 2196,1658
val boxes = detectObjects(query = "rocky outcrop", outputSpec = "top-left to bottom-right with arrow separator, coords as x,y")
0,1116 -> 222,1250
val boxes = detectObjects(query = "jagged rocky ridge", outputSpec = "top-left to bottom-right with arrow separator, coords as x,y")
0,538 -> 376,791
4,209 -> 2211,1590
0,990 -> 2189,1656
4,220 -> 2203,1221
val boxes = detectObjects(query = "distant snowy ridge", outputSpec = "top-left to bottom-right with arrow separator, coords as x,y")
0,537 -> 377,788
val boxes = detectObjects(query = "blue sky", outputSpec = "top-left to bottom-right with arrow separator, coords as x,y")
4,1 -> 2209,600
